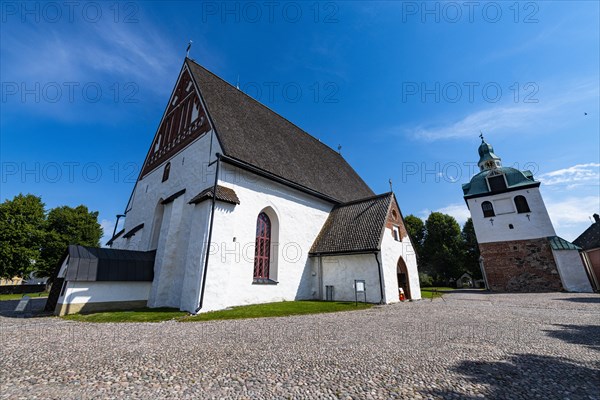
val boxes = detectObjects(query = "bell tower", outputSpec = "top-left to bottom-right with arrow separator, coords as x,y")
462,135 -> 592,292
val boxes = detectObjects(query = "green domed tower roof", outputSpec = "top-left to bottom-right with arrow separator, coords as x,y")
462,134 -> 540,198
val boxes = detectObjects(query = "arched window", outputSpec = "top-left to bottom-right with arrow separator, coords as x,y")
253,212 -> 271,279
482,201 -> 495,218
514,195 -> 530,213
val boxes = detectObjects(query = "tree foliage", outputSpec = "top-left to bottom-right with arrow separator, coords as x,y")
421,212 -> 463,281
461,217 -> 482,279
0,194 -> 46,279
404,214 -> 425,256
0,195 -> 103,279
407,213 -> 482,285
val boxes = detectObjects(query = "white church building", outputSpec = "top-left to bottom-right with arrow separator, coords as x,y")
46,58 -> 420,315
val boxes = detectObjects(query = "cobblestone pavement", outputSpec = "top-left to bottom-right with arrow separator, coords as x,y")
1,292 -> 599,399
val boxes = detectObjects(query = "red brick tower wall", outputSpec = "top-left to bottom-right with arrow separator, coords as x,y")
479,238 -> 563,292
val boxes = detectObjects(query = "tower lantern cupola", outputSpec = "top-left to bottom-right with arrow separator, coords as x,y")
477,133 -> 502,171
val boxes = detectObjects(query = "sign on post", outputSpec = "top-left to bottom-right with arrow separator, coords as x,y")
354,280 -> 366,305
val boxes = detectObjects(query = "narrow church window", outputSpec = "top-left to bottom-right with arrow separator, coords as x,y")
392,226 -> 400,241
162,162 -> 171,182
253,213 -> 271,279
514,195 -> 530,213
482,201 -> 495,218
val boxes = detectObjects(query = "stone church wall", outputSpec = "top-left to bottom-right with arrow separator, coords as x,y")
479,238 -> 563,292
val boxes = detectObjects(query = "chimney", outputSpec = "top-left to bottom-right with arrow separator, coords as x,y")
594,213 -> 600,223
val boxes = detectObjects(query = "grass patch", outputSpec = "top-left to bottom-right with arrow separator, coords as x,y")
420,287 -> 455,299
59,301 -> 373,323
183,300 -> 373,322
62,307 -> 186,323
0,292 -> 48,301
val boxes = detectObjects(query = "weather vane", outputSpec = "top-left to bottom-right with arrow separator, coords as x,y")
479,131 -> 484,140
389,179 -> 393,192
186,40 -> 193,58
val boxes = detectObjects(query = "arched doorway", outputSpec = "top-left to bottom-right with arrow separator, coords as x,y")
397,257 -> 411,300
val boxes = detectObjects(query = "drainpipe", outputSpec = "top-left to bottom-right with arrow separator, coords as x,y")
373,252 -> 385,304
195,153 -> 221,313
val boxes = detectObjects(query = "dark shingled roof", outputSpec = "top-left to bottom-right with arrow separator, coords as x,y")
310,193 -> 393,255
186,59 -> 374,203
189,185 -> 240,205
573,216 -> 600,250
65,245 -> 155,282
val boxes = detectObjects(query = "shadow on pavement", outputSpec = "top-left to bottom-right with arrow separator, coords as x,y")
0,298 -> 52,318
426,353 -> 600,399
544,324 -> 600,352
556,296 -> 600,304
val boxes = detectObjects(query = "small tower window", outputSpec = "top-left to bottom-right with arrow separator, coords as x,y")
392,226 -> 400,241
162,162 -> 171,182
514,195 -> 530,213
482,201 -> 495,218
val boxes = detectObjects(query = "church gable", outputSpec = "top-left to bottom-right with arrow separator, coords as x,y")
141,66 -> 211,178
385,195 -> 408,242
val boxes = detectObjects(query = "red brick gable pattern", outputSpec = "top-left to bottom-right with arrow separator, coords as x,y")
385,198 -> 407,240
141,68 -> 211,178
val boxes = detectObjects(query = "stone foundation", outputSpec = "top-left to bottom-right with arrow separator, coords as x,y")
479,238 -> 563,292
56,300 -> 148,316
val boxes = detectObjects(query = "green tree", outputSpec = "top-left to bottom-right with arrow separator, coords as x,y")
0,194 -> 46,278
461,217 -> 482,279
38,205 -> 103,278
421,212 -> 463,282
404,214 -> 425,257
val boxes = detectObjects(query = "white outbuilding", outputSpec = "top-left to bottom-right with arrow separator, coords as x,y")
47,57 -> 420,315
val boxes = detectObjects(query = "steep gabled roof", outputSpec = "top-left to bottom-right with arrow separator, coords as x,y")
186,59 -> 374,203
573,219 -> 600,250
310,193 -> 393,255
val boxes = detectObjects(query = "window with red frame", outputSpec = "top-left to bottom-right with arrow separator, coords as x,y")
253,212 -> 271,279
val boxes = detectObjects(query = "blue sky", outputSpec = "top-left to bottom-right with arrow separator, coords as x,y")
1,1 -> 599,244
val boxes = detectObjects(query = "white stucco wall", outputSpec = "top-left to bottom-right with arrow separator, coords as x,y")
320,254 -> 382,304
380,229 -> 421,302
112,130 -> 220,252
57,281 -> 152,305
552,250 -> 593,292
467,187 -> 556,244
109,125 -> 222,312
198,163 -> 334,312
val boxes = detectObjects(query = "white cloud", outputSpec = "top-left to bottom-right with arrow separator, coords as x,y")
437,203 -> 471,226
545,196 -> 600,241
405,79 -> 598,141
418,202 -> 471,226
538,163 -> 600,187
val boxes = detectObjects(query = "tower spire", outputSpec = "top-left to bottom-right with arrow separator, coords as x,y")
477,135 -> 502,171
